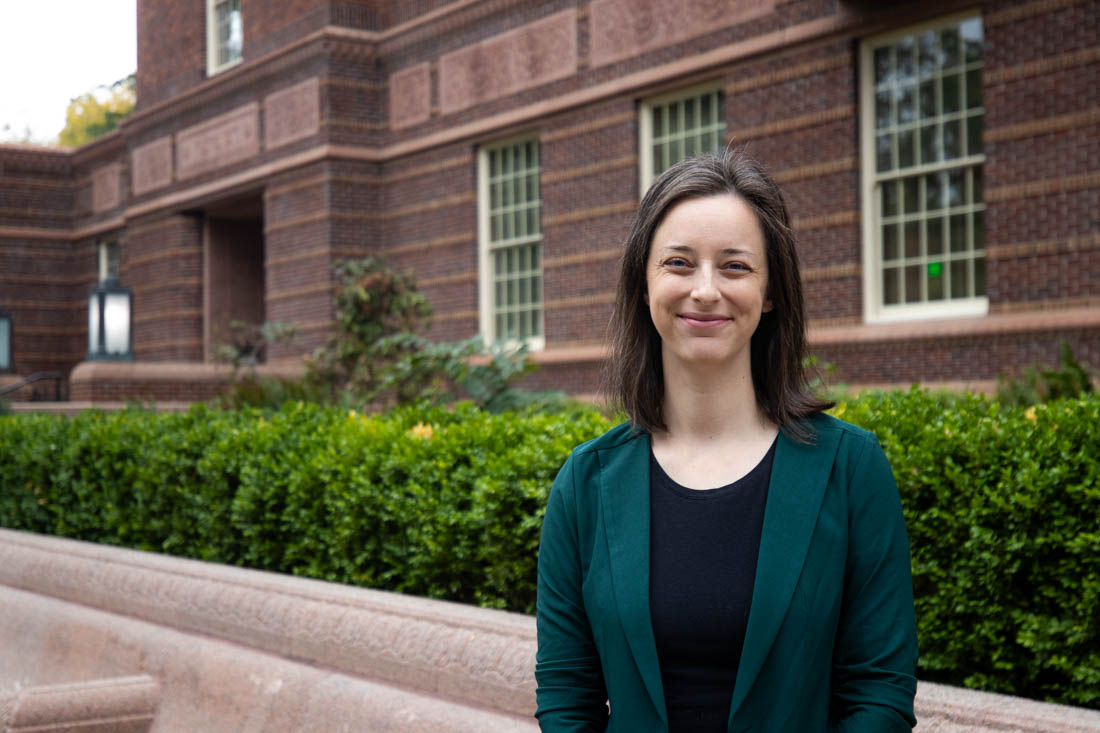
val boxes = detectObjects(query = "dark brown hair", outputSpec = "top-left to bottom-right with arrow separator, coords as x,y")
602,149 -> 832,441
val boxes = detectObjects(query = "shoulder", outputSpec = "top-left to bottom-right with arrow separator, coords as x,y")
569,421 -> 645,459
791,412 -> 889,475
802,411 -> 878,446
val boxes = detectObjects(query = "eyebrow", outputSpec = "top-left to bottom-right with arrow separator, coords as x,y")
658,244 -> 757,257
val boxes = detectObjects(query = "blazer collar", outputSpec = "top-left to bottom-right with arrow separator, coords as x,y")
597,422 -> 840,727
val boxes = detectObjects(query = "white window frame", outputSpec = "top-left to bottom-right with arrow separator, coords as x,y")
477,133 -> 545,351
860,12 -> 988,323
97,240 -> 120,283
639,82 -> 726,193
206,0 -> 243,76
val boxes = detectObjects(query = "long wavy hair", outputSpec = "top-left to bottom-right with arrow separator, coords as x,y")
602,149 -> 832,442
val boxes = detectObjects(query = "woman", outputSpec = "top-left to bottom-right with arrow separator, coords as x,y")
535,150 -> 918,732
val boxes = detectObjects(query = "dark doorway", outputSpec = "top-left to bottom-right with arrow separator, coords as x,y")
203,194 -> 265,362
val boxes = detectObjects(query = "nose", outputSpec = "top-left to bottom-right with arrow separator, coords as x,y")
690,264 -> 720,303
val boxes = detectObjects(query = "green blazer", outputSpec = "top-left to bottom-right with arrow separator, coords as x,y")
535,413 -> 918,732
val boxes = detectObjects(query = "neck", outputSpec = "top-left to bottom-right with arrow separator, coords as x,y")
658,350 -> 772,442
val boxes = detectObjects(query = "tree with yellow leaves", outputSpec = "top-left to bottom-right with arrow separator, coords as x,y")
57,74 -> 136,147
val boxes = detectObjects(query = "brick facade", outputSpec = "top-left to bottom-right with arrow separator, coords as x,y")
2,0 -> 1098,402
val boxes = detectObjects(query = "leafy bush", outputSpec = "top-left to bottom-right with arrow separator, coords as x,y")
996,341 -> 1096,407
1,391 -> 1097,707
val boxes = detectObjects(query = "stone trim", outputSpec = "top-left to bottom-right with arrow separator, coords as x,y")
989,295 -> 1100,314
266,246 -> 332,268
264,174 -> 329,198
131,277 -> 202,295
419,271 -> 477,287
802,262 -> 861,281
380,192 -> 475,220
431,308 -> 478,322
265,283 -> 333,303
385,154 -> 472,182
0,675 -> 158,733
127,248 -> 202,269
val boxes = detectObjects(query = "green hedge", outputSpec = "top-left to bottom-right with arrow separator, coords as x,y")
1,391 -> 1097,708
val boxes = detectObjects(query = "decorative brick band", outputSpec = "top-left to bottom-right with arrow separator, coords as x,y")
3,273 -> 87,286
542,155 -> 637,184
986,107 -> 1100,143
541,111 -> 636,143
265,211 -> 371,235
10,325 -> 85,337
382,232 -> 476,257
773,157 -> 856,183
431,308 -> 478,322
3,300 -> 84,312
986,46 -> 1100,85
124,217 -> 193,239
266,246 -> 332,268
385,154 -> 472,183
545,293 -> 616,310
264,174 -> 329,198
127,248 -> 200,269
133,308 -> 202,325
543,201 -> 636,228
989,295 -> 1100,314
131,277 -> 201,295
323,118 -> 390,132
987,233 -> 1100,260
802,262 -> 861,281
419,271 -> 477,287
728,104 -> 854,141
792,210 -> 859,230
986,170 -> 1100,203
543,248 -> 622,269
380,192 -> 474,220
266,283 -> 333,303
135,337 -> 203,353
725,52 -> 849,95
986,0 -> 1087,26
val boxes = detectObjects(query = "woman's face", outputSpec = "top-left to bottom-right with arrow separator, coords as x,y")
644,193 -> 771,374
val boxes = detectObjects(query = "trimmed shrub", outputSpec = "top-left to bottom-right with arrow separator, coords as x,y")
0,391 -> 1097,707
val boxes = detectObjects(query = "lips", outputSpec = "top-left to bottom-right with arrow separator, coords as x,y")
679,312 -> 730,328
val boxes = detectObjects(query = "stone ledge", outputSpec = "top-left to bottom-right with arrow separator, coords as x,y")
0,675 -> 158,733
1,529 -> 1098,731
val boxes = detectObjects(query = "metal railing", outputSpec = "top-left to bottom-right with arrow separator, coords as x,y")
0,371 -> 66,401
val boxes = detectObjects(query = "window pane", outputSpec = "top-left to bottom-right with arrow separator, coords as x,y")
898,129 -> 915,168
884,267 -> 901,304
896,37 -> 915,79
921,124 -> 940,164
927,260 -> 945,300
974,256 -> 986,296
949,214 -> 967,252
961,17 -> 983,62
940,27 -> 961,68
874,46 -> 892,84
918,31 -> 937,75
972,167 -> 984,203
876,134 -> 892,172
943,119 -> 961,159
925,172 -> 942,211
947,169 -> 964,207
927,216 -> 944,255
942,73 -> 961,114
883,223 -> 899,260
897,85 -> 916,124
967,115 -> 982,155
653,107 -> 663,137
904,221 -> 920,258
966,69 -> 982,109
903,177 -> 919,214
905,265 -> 922,303
881,181 -> 898,217
919,81 -> 936,119
950,260 -> 968,298
973,210 -> 984,251
876,91 -> 892,129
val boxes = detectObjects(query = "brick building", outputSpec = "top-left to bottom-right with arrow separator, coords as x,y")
1,0 -> 1098,403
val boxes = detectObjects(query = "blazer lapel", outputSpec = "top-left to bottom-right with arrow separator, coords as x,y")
597,431 -> 668,725
728,424 -> 841,719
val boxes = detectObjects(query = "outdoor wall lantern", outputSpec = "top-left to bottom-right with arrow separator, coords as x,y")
0,309 -> 11,371
87,278 -> 133,360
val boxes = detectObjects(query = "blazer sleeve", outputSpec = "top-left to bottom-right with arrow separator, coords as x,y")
535,453 -> 610,732
829,434 -> 919,732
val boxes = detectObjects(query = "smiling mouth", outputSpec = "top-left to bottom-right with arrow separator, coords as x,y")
679,314 -> 730,328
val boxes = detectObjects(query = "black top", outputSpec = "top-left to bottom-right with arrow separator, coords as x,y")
649,439 -> 775,732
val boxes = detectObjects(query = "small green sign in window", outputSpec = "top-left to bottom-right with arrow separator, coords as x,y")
928,261 -> 943,278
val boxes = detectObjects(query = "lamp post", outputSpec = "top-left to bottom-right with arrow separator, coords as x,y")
87,278 -> 133,360
0,309 -> 11,371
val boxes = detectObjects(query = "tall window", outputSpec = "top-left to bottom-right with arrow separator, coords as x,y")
640,85 -> 726,191
861,15 -> 986,321
478,137 -> 543,347
207,0 -> 243,75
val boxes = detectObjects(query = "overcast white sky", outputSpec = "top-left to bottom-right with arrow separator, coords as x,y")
0,0 -> 137,145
